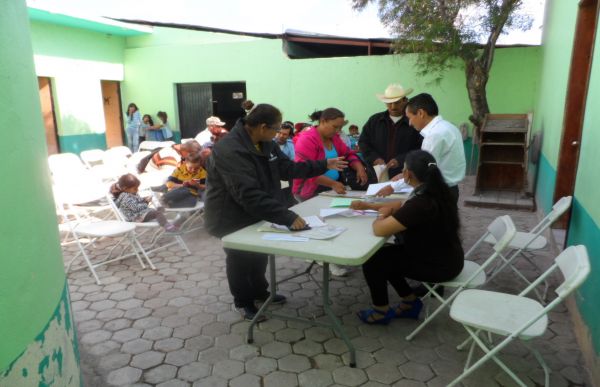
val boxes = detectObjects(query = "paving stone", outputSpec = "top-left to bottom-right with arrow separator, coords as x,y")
313,353 -> 344,370
399,363 -> 435,382
278,354 -> 311,373
173,324 -> 203,339
165,348 -> 198,366
80,329 -> 112,345
99,353 -> 131,371
212,359 -> 244,379
163,314 -> 189,328
257,318 -> 286,333
113,328 -> 143,343
88,340 -> 120,356
106,366 -> 142,386
104,318 -> 132,332
324,338 -> 348,355
143,364 -> 178,384
263,371 -> 299,387
245,356 -> 277,376
341,350 -> 376,369
298,369 -> 334,387
373,348 -> 408,365
229,344 -> 259,361
97,308 -> 125,321
214,333 -> 244,349
332,366 -> 368,386
275,328 -> 304,343
131,351 -> 165,369
122,338 -> 153,355
156,380 -> 190,387
365,362 -> 402,385
90,299 -> 117,311
403,346 -> 439,364
177,361 -> 211,382
351,335 -> 383,352
155,337 -> 184,352
191,375 -> 227,387
185,336 -> 214,352
261,341 -> 292,359
133,316 -> 162,330
292,339 -> 323,357
201,322 -> 230,337
77,319 -> 103,333
143,326 -> 173,341
124,307 -> 152,319
229,373 -> 261,387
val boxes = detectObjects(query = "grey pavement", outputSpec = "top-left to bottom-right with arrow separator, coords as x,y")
62,177 -> 592,386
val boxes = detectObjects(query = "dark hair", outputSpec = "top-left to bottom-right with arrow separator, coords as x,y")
404,150 -> 459,237
406,93 -> 439,116
110,173 -> 141,199
244,104 -> 282,129
185,151 -> 203,165
281,121 -> 294,134
309,108 -> 345,122
181,140 -> 201,154
142,114 -> 154,126
157,111 -> 168,122
241,100 -> 254,110
348,124 -> 359,131
127,103 -> 138,117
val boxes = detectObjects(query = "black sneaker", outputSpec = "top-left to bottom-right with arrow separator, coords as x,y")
255,294 -> 287,305
237,305 -> 267,322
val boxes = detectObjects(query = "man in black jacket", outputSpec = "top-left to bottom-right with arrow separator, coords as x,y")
359,83 -> 423,178
205,104 -> 347,321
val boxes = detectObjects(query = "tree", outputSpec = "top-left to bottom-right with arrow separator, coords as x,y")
352,0 -> 533,128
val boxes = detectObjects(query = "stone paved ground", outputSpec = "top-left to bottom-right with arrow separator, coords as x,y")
63,178 -> 592,387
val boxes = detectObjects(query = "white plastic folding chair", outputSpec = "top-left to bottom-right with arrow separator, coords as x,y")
102,147 -> 131,180
406,215 -> 517,341
127,150 -> 151,173
485,196 -> 573,302
48,153 -> 88,183
447,245 -> 590,387
106,193 -> 190,260
80,149 -> 105,168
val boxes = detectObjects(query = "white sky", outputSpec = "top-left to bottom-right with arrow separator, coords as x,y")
27,0 -> 546,44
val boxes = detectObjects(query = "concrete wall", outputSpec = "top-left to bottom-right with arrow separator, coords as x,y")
533,0 -> 600,378
0,1 -> 80,385
30,20 -> 126,153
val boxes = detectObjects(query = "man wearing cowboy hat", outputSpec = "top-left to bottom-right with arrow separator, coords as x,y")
195,116 -> 226,146
359,83 -> 423,178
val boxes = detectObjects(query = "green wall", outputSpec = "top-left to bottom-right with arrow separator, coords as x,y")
30,20 -> 127,152
122,27 -> 540,140
0,1 -> 80,384
534,0 -> 600,357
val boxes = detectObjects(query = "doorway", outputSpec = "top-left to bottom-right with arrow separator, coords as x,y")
553,0 -> 599,236
101,80 -> 124,148
38,77 -> 59,155
176,82 -> 246,139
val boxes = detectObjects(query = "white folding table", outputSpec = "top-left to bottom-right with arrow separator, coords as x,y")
222,194 -> 400,367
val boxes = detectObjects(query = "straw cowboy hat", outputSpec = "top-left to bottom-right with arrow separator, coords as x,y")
376,83 -> 414,103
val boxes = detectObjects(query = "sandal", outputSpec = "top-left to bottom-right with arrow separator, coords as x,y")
393,298 -> 423,319
357,307 -> 395,325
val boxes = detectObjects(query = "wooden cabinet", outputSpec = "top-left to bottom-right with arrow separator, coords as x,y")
475,114 -> 529,193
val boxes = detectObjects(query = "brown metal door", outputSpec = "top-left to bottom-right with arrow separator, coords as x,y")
38,77 -> 59,155
101,80 -> 124,148
554,0 -> 599,228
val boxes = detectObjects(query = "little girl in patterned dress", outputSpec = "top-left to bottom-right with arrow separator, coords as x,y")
110,174 -> 178,232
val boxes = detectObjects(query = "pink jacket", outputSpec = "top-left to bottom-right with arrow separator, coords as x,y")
293,126 -> 361,200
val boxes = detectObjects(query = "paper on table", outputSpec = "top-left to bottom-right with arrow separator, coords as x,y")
319,190 -> 366,199
366,182 -> 393,196
320,208 -> 350,217
262,233 -> 309,242
320,208 -> 378,218
330,198 -> 354,207
303,215 -> 327,228
366,180 -> 413,196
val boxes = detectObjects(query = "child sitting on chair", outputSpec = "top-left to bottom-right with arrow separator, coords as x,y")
162,151 -> 207,208
110,174 -> 178,232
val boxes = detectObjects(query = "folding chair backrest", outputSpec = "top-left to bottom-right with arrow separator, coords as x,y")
106,193 -> 127,221
530,196 -> 572,235
48,153 -> 87,180
109,146 -> 133,158
488,215 -> 517,252
80,149 -> 105,168
103,148 -> 131,173
554,245 -> 591,297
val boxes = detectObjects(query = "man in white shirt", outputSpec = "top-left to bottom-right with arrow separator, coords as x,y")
195,116 -> 226,145
378,93 -> 465,202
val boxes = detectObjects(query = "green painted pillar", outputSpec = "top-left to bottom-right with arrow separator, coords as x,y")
0,1 -> 81,385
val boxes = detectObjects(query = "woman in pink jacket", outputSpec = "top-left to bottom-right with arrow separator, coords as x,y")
293,108 -> 368,201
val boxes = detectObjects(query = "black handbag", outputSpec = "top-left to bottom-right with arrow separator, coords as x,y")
341,158 -> 378,190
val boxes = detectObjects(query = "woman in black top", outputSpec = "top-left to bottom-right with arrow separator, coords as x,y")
205,103 -> 348,321
352,150 -> 464,324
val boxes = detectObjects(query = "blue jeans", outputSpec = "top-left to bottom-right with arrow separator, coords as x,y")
126,128 -> 139,152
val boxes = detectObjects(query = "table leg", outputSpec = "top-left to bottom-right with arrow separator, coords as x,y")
322,262 -> 356,368
247,254 -> 276,344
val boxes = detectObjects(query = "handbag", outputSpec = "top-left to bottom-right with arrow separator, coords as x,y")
341,158 -> 378,190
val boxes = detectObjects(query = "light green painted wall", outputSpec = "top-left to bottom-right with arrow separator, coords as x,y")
532,0 -> 578,169
30,20 -> 126,149
0,0 -> 79,380
122,27 -> 540,139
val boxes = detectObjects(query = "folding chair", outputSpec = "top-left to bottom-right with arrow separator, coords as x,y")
80,149 -> 105,168
485,196 -> 573,302
405,215 -> 517,341
447,245 -> 590,387
48,153 -> 88,184
106,193 -> 189,260
102,147 -> 131,180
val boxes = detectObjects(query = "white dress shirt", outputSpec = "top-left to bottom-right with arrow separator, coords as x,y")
194,128 -> 212,145
418,115 -> 465,186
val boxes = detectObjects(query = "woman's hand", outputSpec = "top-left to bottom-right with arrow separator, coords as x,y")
290,216 -> 307,230
377,206 -> 394,219
350,200 -> 370,210
332,182 -> 347,194
376,185 -> 394,197
327,157 -> 348,171
356,167 -> 368,186
386,159 -> 399,169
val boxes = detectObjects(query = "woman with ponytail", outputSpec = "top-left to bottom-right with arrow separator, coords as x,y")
352,149 -> 464,324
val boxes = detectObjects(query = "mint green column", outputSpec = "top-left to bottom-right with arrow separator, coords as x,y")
0,1 -> 81,385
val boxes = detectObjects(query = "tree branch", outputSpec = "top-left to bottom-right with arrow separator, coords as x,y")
481,0 -> 520,72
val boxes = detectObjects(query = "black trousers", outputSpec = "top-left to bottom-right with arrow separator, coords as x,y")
449,185 -> 459,204
224,248 -> 269,308
362,245 -> 458,306
163,187 -> 198,208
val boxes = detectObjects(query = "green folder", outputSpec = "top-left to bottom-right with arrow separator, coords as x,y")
330,198 -> 354,207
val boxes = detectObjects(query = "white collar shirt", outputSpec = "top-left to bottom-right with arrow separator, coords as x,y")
419,115 -> 466,186
194,128 -> 212,145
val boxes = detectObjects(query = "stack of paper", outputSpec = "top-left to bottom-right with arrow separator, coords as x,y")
365,180 -> 413,196
330,198 -> 354,207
